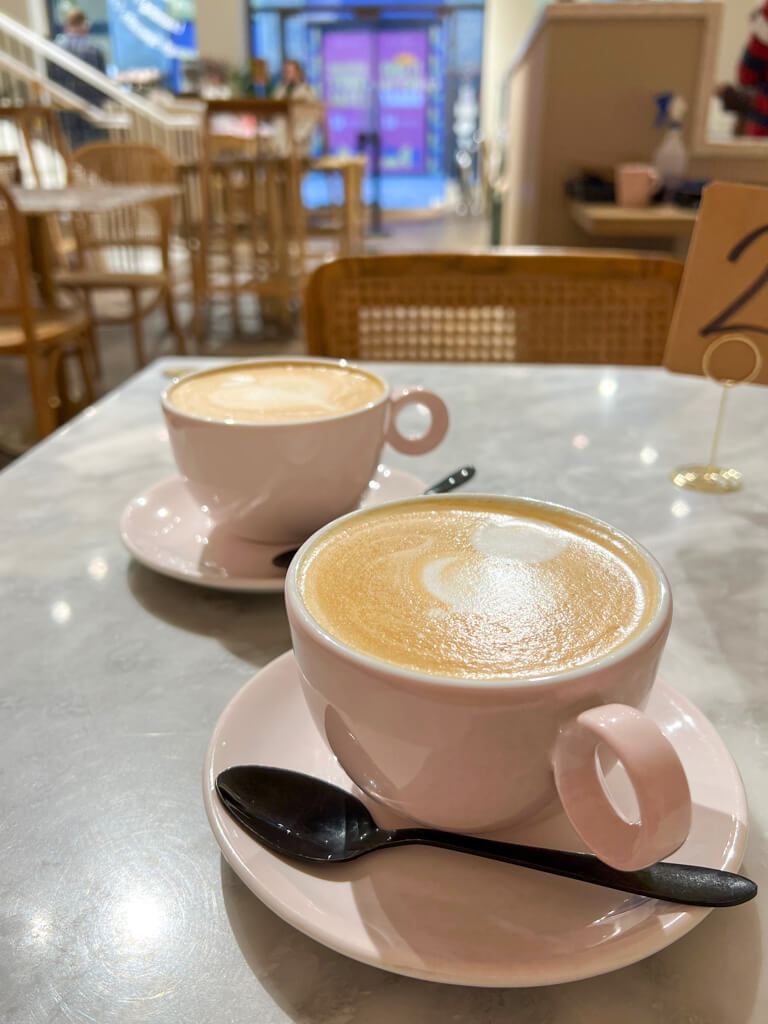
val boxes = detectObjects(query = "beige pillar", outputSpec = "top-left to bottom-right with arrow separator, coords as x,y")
3,0 -> 49,83
4,0 -> 44,28
480,0 -> 539,140
717,0 -> 754,82
195,0 -> 250,73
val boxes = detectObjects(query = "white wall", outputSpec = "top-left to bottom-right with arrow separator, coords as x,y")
480,0 -> 539,139
195,0 -> 250,72
551,0 -> 747,85
4,0 -> 43,29
716,0 -> 753,83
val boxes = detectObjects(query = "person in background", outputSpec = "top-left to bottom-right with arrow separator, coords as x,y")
272,60 -> 315,103
717,3 -> 768,137
49,7 -> 107,149
271,59 -> 320,156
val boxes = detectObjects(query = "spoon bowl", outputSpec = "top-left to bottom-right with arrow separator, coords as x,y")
218,765 -> 382,862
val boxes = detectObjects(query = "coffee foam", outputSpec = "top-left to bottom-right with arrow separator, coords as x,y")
298,499 -> 660,680
169,362 -> 384,423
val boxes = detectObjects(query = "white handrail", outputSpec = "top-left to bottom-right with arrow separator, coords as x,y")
0,11 -> 199,129
0,50 -> 130,129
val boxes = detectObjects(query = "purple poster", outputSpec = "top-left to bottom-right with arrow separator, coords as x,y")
322,31 -> 374,157
378,30 -> 428,174
322,27 -> 428,173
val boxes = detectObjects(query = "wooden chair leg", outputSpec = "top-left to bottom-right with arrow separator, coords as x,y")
190,241 -> 207,349
51,339 -> 96,426
74,337 -> 96,405
230,286 -> 242,338
164,284 -> 186,355
55,349 -> 83,425
82,291 -> 102,379
130,289 -> 147,367
27,348 -> 58,438
54,349 -> 72,424
193,294 -> 206,349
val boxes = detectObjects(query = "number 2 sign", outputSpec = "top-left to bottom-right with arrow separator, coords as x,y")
664,182 -> 768,386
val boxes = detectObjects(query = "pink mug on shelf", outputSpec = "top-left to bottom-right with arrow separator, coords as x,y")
285,494 -> 692,872
615,163 -> 660,208
161,358 -> 449,545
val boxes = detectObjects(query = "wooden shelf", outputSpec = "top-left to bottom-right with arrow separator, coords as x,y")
569,201 -> 697,239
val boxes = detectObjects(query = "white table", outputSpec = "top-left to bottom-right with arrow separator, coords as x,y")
10,183 -> 181,215
1,358 -> 766,1022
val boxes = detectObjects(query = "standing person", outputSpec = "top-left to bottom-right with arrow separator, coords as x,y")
272,59 -> 319,156
49,8 -> 107,149
272,60 -> 315,103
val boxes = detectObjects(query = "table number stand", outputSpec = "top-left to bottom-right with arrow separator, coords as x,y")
671,334 -> 763,493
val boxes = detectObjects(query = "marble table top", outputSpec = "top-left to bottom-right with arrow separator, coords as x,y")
1,357 -> 766,1022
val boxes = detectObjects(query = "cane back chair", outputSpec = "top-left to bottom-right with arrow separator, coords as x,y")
0,182 -> 94,438
304,250 -> 684,364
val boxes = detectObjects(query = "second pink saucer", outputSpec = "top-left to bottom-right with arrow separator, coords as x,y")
120,464 -> 425,592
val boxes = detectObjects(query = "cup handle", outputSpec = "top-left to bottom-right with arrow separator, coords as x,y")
385,387 -> 449,456
551,703 -> 691,871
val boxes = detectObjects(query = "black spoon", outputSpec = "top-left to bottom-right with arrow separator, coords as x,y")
271,465 -> 476,569
215,766 -> 757,908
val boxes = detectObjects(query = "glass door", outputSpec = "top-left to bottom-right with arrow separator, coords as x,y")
322,24 -> 431,175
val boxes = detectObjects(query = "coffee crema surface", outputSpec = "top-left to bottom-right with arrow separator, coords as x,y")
298,498 -> 660,679
169,362 -> 384,423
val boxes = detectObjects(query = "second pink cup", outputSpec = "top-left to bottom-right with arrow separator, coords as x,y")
162,358 -> 449,544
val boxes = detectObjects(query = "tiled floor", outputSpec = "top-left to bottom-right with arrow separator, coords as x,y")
0,213 -> 488,466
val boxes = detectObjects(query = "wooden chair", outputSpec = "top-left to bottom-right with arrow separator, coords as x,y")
56,142 -> 186,368
304,250 -> 684,364
0,182 -> 95,438
197,98 -> 306,339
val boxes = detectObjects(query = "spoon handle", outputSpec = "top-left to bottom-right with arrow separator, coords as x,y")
424,465 -> 475,494
271,466 -> 477,569
390,829 -> 756,907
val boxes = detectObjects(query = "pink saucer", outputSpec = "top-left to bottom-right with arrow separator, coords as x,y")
203,653 -> 749,987
120,464 -> 425,592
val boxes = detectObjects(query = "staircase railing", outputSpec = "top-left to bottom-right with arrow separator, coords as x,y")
0,11 -> 201,163
0,50 -> 130,130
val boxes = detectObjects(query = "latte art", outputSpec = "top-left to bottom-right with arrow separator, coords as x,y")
169,362 -> 384,423
298,498 -> 660,679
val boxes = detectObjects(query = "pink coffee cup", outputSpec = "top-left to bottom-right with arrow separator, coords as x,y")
285,495 -> 691,872
615,163 -> 660,208
162,358 -> 449,544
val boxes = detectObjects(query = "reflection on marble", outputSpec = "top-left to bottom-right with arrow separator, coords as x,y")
0,359 -> 766,1022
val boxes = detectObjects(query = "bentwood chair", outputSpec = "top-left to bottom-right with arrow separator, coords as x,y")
0,182 -> 94,438
304,250 -> 684,364
56,142 -> 186,369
